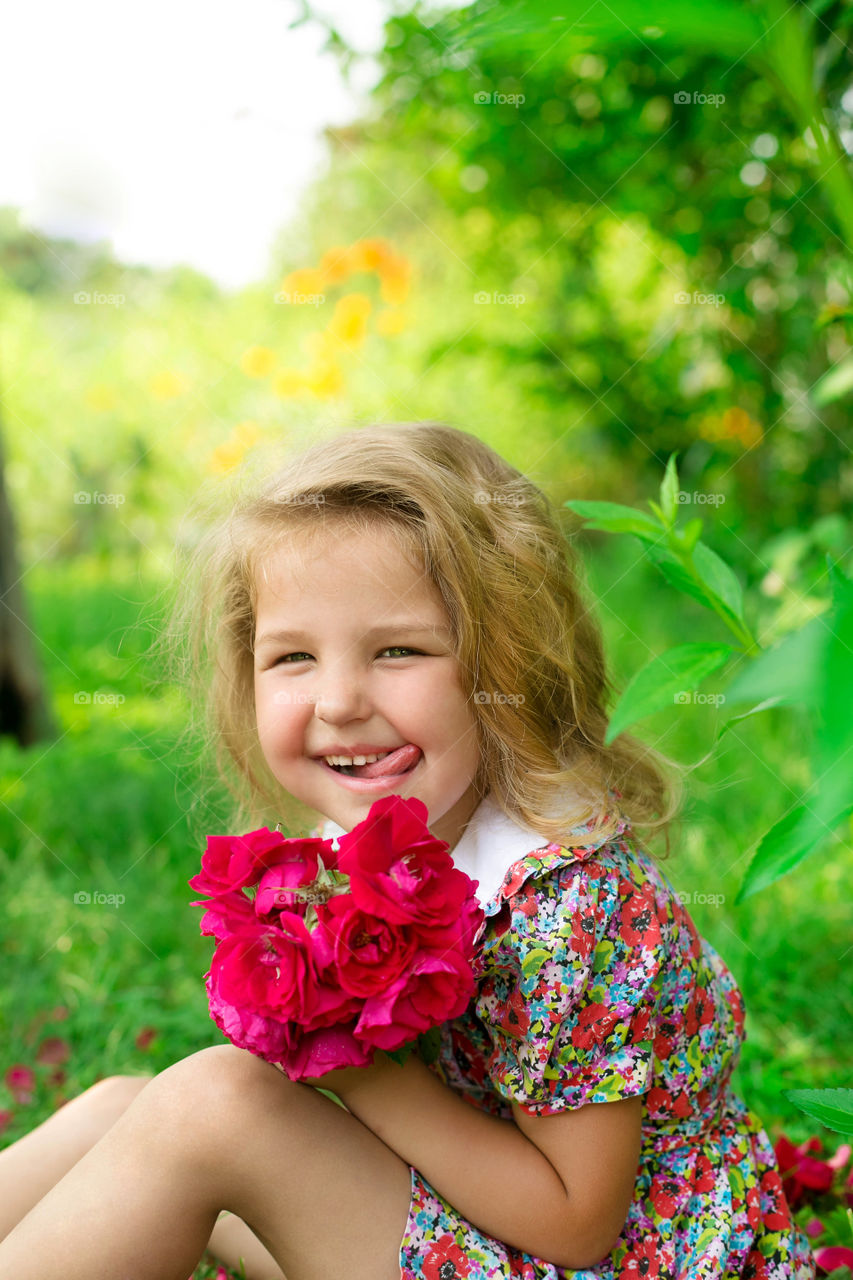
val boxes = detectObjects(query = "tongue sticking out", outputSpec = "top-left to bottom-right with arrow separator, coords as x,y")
350,743 -> 421,778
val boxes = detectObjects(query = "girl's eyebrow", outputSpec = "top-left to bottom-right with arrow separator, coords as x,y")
255,622 -> 452,646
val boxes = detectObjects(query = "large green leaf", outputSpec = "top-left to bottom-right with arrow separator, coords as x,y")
692,543 -> 746,628
605,643 -> 733,744
643,543 -> 745,631
735,799 -> 853,902
723,615 -> 828,706
785,1088 -> 853,1136
443,0 -> 766,59
564,500 -> 663,542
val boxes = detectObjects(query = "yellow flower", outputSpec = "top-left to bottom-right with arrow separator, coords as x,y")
209,442 -> 246,475
378,257 -> 412,305
282,267 -> 325,296
149,370 -> 185,400
328,293 -> 372,347
305,361 -> 344,398
318,246 -> 353,286
347,238 -> 394,274
375,308 -> 408,337
240,346 -> 277,378
272,369 -> 309,398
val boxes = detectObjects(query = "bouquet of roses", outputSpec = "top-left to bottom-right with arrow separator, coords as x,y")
188,795 -> 484,1081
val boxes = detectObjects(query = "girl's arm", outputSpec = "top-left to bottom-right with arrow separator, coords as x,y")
308,1053 -> 643,1269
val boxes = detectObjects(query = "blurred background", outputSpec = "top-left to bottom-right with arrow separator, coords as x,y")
1,0 -> 852,1264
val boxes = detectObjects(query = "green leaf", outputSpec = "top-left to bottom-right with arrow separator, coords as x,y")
605,643 -> 733,744
381,1044 -> 414,1067
564,500 -> 663,542
692,542 -> 746,628
784,1088 -> 853,1135
416,1025 -> 442,1065
718,697 -> 786,738
443,0 -> 765,60
659,453 -> 680,526
812,354 -> 853,406
735,800 -> 853,902
677,518 -> 704,554
723,616 -> 827,706
644,543 -> 745,631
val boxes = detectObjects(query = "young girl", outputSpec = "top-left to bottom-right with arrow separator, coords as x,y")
0,421 -> 815,1280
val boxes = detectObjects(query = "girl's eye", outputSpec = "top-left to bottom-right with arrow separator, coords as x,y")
273,646 -> 420,665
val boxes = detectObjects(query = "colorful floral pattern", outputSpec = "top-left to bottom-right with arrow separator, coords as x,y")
398,811 -> 816,1279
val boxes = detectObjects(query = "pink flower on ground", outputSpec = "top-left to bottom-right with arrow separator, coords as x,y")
36,1036 -> 70,1065
4,1065 -> 36,1105
774,1133 -> 846,1208
0,1109 -> 13,1135
815,1244 -> 853,1272
135,1026 -> 158,1051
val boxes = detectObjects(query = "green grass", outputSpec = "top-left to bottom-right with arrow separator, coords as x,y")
0,549 -> 850,1273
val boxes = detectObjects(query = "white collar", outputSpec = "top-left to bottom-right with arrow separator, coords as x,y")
320,791 -> 551,908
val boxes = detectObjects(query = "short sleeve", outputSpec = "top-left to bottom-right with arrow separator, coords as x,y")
473,862 -> 666,1115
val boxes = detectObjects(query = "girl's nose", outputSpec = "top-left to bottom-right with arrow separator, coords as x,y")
311,669 -> 370,724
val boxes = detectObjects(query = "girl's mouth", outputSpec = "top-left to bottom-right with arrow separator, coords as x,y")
317,745 -> 422,793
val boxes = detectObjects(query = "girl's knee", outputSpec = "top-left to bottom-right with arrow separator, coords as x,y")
151,1046 -> 285,1121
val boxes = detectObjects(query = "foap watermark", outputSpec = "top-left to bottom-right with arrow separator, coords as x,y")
272,691 -> 321,706
73,691 -> 126,706
474,290 -> 525,307
473,690 -> 526,706
73,290 -> 125,307
74,491 -> 125,506
73,890 -> 126,907
274,290 -> 325,307
673,691 -> 726,707
674,291 -> 725,307
281,493 -> 326,507
673,90 -> 725,108
676,890 -> 726,907
473,489 -> 524,507
677,491 -> 726,507
473,90 -> 525,107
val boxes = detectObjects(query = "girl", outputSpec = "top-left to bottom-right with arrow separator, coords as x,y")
0,421 -> 815,1280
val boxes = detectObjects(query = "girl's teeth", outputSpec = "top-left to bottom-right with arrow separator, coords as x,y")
324,751 -> 390,767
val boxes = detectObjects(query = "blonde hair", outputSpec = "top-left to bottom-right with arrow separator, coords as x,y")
163,422 -> 684,854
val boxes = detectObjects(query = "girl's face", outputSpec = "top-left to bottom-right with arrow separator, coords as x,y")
252,522 -> 483,851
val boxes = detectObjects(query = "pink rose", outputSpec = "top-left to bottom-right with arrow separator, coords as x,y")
277,1024 -> 374,1080
336,796 -> 478,929
188,828 -> 290,897
194,891 -> 256,943
356,950 -> 476,1051
313,895 -> 416,997
254,843 -> 329,916
206,969 -> 292,1062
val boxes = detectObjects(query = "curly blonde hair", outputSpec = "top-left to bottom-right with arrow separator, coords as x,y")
163,421 -> 684,854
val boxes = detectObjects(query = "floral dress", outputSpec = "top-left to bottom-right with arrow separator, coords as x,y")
397,809 -> 816,1280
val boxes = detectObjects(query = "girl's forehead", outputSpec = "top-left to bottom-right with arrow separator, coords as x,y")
253,519 -> 423,578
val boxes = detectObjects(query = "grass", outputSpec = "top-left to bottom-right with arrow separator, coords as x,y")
0,547 -> 850,1274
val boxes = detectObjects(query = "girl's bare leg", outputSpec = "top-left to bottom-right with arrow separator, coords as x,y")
0,1073 -> 285,1280
0,1044 -> 412,1280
